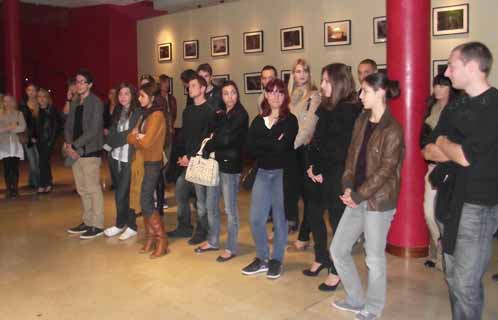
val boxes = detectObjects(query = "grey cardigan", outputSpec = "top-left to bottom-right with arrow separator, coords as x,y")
64,92 -> 104,155
105,106 -> 143,163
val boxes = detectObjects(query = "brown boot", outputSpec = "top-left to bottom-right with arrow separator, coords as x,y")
149,211 -> 168,259
140,216 -> 155,254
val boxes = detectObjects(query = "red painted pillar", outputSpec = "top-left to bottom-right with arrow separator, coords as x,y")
386,0 -> 430,257
3,0 -> 23,100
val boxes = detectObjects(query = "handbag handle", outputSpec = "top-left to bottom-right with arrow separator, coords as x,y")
196,137 -> 215,159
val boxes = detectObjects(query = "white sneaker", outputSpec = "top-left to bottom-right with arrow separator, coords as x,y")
118,227 -> 138,240
104,226 -> 125,237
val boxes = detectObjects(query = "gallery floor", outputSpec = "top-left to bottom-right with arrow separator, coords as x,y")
0,160 -> 497,320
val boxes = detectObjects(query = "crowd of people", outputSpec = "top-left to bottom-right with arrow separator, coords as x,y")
1,41 -> 498,320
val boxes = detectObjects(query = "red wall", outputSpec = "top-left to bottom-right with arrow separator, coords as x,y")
1,1 -> 164,108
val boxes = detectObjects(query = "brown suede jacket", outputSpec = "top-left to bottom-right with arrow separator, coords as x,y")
342,108 -> 405,212
127,111 -> 166,162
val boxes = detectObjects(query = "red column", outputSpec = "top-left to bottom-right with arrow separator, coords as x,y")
386,0 -> 430,257
3,0 -> 23,100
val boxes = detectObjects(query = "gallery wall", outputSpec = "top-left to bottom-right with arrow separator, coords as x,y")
137,0 -> 498,127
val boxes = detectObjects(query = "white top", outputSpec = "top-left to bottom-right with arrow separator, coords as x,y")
0,110 -> 26,160
111,117 -> 130,163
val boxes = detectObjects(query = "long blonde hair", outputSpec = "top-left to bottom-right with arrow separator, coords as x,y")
1,95 -> 19,115
37,88 -> 53,107
288,58 -> 318,101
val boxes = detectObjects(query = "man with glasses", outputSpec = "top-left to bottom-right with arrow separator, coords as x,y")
65,69 -> 105,239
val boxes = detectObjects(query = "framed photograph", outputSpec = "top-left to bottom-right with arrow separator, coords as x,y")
433,60 -> 448,77
433,4 -> 469,36
212,74 -> 230,87
373,16 -> 387,43
183,40 -> 198,60
211,35 -> 229,57
157,42 -> 172,62
281,70 -> 291,85
281,26 -> 304,51
244,72 -> 262,94
324,20 -> 351,46
377,64 -> 387,74
243,31 -> 264,54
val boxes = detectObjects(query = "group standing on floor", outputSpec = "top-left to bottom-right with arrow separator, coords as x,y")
1,41 -> 498,320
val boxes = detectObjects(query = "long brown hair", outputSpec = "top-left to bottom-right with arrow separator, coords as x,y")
321,63 -> 358,110
261,79 -> 290,120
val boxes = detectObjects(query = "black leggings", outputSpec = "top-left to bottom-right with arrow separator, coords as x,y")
2,157 -> 20,191
37,143 -> 53,188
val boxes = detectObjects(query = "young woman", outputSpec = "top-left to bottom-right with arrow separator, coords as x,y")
303,63 -> 362,291
35,88 -> 58,193
330,73 -> 404,319
287,58 -> 321,250
420,74 -> 456,270
242,79 -> 298,279
104,83 -> 143,241
128,82 -> 167,258
20,83 -> 40,189
0,95 -> 26,198
195,80 -> 249,262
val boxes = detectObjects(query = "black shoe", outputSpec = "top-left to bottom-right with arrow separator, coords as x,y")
318,279 -> 341,292
267,259 -> 283,279
167,227 -> 193,238
242,258 -> 269,275
67,223 -> 89,234
79,227 -> 104,239
216,254 -> 236,263
188,232 -> 206,245
424,260 -> 436,268
302,263 -> 330,277
492,274 -> 498,282
194,246 -> 219,253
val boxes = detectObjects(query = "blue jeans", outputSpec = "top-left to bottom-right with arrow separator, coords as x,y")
331,202 -> 395,315
250,168 -> 287,262
444,203 -> 498,320
220,172 -> 241,253
24,145 -> 40,187
194,183 -> 221,247
175,170 -> 195,229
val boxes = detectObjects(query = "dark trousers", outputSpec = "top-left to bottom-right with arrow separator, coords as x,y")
305,168 -> 345,268
109,158 -> 137,230
37,143 -> 53,188
2,157 -> 20,192
140,161 -> 161,218
174,169 -> 195,229
155,167 -> 167,216
284,147 -> 311,240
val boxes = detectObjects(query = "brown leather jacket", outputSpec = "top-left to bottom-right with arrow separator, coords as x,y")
342,108 -> 404,212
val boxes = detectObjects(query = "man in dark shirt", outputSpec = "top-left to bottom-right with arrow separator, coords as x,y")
64,69 -> 105,239
423,42 -> 498,320
197,63 -> 222,111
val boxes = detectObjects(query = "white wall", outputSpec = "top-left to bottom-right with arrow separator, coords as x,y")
137,0 -> 497,127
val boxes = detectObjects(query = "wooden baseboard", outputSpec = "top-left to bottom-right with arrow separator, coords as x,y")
386,244 -> 428,258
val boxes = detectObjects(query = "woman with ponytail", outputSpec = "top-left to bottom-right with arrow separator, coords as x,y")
330,72 -> 404,319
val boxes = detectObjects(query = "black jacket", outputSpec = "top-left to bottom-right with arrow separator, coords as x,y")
105,105 -> 143,163
18,104 -> 35,147
35,106 -> 58,148
203,103 -> 249,173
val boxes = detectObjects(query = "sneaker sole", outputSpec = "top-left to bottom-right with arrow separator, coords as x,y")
331,302 -> 361,314
67,229 -> 88,234
241,268 -> 269,276
104,229 -> 125,237
119,233 -> 137,241
80,232 -> 104,239
266,273 -> 282,279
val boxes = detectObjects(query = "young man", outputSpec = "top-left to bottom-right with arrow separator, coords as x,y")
65,69 -> 105,239
357,59 -> 377,96
174,75 -> 216,244
257,65 -> 277,113
197,63 -> 222,110
423,42 -> 498,320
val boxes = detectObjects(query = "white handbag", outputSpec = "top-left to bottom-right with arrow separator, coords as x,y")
185,138 -> 220,187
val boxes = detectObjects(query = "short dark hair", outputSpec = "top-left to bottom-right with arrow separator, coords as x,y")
261,65 -> 278,77
197,63 -> 213,76
363,72 -> 401,100
180,69 -> 197,83
67,76 -> 76,86
76,68 -> 94,84
158,74 -> 171,83
453,41 -> 493,76
139,74 -> 155,84
358,59 -> 378,70
189,75 -> 208,89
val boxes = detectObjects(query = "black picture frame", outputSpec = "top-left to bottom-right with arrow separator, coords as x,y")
157,42 -> 172,62
373,16 -> 387,44
280,26 -> 304,51
244,72 -> 262,94
212,74 -> 230,87
433,60 -> 448,78
183,40 -> 199,60
432,4 -> 469,36
211,35 -> 229,57
280,70 -> 291,85
324,20 -> 351,47
243,31 -> 264,54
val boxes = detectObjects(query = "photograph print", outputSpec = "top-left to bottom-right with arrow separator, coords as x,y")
373,16 -> 387,43
244,72 -> 262,94
243,31 -> 264,54
281,70 -> 291,85
433,4 -> 469,36
433,60 -> 448,78
281,26 -> 304,51
211,35 -> 229,57
183,40 -> 199,60
377,64 -> 387,74
324,20 -> 351,46
157,42 -> 172,62
212,74 -> 230,87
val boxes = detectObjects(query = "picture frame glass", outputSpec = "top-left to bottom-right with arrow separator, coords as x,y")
244,31 -> 263,53
158,43 -> 172,61
184,40 -> 198,59
281,27 -> 303,51
211,36 -> 229,56
245,73 -> 262,94
373,17 -> 387,43
325,21 -> 351,46
433,4 -> 469,35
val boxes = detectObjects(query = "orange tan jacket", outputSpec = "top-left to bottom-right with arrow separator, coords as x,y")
127,110 -> 166,162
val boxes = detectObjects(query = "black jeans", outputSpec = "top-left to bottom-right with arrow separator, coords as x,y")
155,166 -> 167,216
109,158 -> 137,230
140,161 -> 161,218
305,168 -> 345,267
37,143 -> 53,188
2,157 -> 20,191
284,147 -> 311,240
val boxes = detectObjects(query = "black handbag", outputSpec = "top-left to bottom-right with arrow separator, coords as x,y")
241,164 -> 258,191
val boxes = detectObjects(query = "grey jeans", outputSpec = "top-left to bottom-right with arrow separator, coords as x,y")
444,202 -> 498,320
330,202 -> 395,316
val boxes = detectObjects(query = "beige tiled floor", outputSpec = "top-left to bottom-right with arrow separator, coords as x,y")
0,161 -> 497,320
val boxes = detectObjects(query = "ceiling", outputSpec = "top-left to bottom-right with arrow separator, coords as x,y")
20,0 -> 240,12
